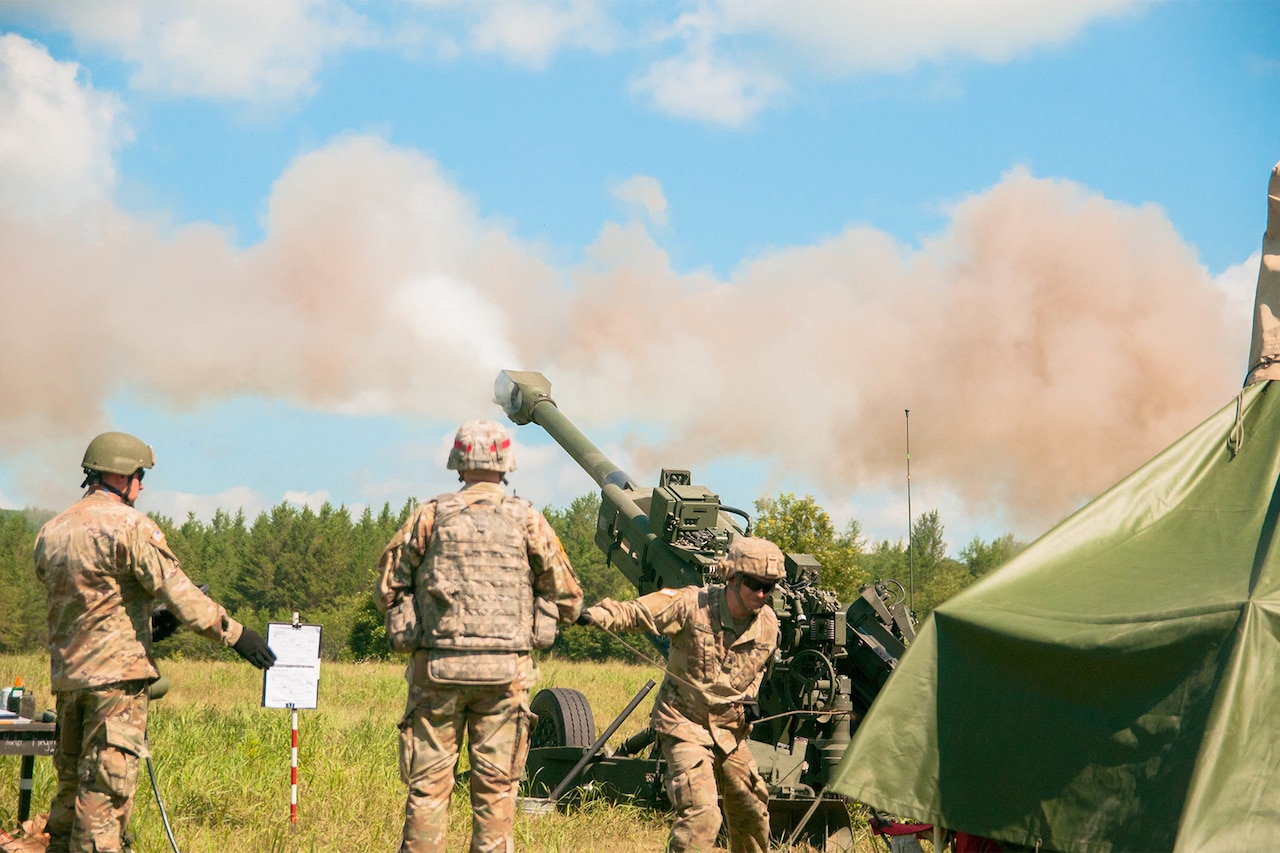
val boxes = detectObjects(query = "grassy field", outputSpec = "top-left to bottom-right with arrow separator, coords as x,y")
1,653 -> 896,852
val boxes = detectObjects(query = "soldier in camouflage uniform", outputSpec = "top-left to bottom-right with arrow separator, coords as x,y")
375,419 -> 583,853
578,536 -> 785,853
33,432 -> 278,853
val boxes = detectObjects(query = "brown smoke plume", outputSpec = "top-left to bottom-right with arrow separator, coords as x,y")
0,135 -> 1242,531
545,169 -> 1240,531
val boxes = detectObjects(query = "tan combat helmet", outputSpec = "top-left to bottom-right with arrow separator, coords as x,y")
720,536 -> 786,583
447,419 -> 517,473
82,431 -> 156,477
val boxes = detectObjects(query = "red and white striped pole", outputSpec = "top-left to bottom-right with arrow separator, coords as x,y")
290,704 -> 299,825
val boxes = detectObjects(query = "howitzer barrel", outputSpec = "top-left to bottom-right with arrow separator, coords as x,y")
496,370 -> 699,590
494,370 -> 638,491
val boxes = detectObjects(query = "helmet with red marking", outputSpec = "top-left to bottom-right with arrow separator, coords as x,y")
447,419 -> 517,473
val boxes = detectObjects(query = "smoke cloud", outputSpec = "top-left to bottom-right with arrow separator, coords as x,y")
0,35 -> 1245,532
549,173 -> 1241,531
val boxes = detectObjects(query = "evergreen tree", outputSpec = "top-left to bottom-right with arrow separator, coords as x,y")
960,532 -> 1026,577
752,493 -> 868,602
0,512 -> 43,653
543,492 -> 635,661
908,509 -> 947,589
0,491 -> 1030,657
236,504 -> 290,613
863,538 -> 908,587
203,508 -> 249,606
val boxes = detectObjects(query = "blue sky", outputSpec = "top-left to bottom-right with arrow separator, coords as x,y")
1,0 -> 1277,557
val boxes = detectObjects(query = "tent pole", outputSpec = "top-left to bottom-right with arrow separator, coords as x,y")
906,409 -> 914,612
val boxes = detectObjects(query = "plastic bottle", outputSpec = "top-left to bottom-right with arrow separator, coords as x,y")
6,677 -> 23,714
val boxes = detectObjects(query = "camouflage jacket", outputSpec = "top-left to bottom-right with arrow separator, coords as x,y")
34,489 -> 244,692
586,586 -> 779,752
374,481 -> 584,639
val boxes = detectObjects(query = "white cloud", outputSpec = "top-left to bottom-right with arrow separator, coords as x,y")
283,489 -> 332,512
1217,251 -> 1264,315
18,0 -> 369,102
706,0 -> 1145,73
1,0 -> 1145,124
149,486 -> 267,524
631,49 -> 783,128
612,175 -> 669,226
1216,250 -> 1264,377
632,0 -> 1145,124
466,0 -> 615,68
0,34 -> 126,220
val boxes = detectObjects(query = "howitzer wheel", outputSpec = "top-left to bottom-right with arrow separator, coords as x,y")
530,687 -> 596,748
786,648 -> 839,711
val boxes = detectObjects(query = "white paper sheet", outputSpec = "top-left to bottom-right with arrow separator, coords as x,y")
262,623 -> 322,709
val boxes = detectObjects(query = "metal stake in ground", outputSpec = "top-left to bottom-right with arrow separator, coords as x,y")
545,679 -> 657,805
290,703 -> 299,825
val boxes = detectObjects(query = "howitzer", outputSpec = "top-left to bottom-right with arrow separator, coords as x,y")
496,370 -> 916,850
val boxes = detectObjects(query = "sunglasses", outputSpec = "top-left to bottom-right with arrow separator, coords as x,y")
740,576 -> 777,594
133,470 -> 145,482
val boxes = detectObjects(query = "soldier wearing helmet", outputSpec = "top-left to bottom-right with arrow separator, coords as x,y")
577,536 -> 784,853
34,432 -> 277,853
375,419 -> 584,853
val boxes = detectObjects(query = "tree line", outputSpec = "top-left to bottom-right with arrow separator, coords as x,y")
0,493 -> 1024,661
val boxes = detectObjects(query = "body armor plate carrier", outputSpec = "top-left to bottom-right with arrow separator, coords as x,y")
415,492 -> 534,651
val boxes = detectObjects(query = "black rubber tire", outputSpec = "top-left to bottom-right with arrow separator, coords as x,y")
530,687 -> 596,748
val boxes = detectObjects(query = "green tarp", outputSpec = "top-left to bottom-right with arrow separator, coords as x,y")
833,380 -> 1280,852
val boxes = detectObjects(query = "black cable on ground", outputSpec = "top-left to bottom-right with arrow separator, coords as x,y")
145,748 -> 180,853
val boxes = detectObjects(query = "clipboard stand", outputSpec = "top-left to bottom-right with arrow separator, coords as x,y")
263,612 -> 321,825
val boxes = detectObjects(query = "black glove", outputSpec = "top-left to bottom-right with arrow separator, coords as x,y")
575,609 -> 595,627
151,584 -> 209,643
743,701 -> 762,725
233,627 -> 277,670
150,606 -> 180,643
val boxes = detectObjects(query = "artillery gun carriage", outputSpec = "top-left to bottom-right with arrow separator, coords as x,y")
495,370 -> 916,849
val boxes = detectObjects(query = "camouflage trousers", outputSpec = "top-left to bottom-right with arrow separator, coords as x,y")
660,733 -> 771,853
47,681 -> 150,853
398,670 -> 533,853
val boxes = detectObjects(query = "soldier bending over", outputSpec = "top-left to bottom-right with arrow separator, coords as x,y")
578,536 -> 784,853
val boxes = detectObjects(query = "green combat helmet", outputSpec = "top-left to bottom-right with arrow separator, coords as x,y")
447,420 -> 516,473
719,537 -> 786,583
82,431 -> 156,477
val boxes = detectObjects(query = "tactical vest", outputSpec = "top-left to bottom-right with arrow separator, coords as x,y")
667,588 -> 777,699
415,492 -> 534,651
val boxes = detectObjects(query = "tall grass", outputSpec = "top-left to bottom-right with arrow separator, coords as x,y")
1,654 -> 887,852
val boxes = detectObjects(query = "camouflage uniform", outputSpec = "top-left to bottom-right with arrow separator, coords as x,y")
34,488 -> 244,853
584,585 -> 779,853
376,481 -> 583,853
